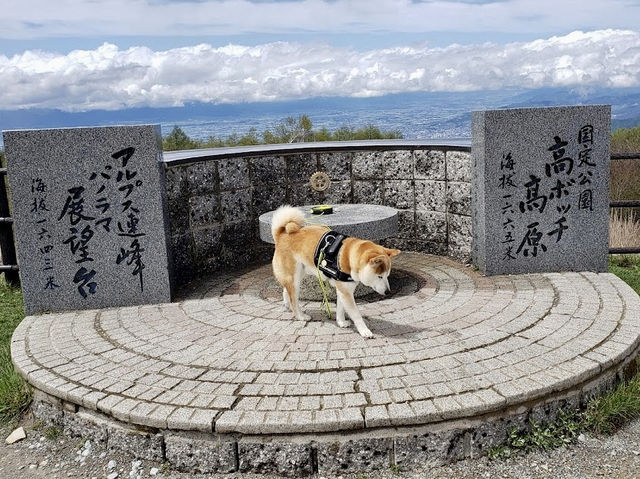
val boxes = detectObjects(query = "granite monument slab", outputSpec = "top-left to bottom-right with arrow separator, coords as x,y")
472,105 -> 611,275
3,125 -> 172,315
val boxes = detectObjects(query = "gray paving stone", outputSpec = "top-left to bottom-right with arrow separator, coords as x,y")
96,394 -> 124,414
214,410 -> 242,433
433,396 -> 464,420
388,402 -> 415,424
128,401 -> 157,425
167,407 -> 197,430
338,408 -> 365,429
345,393 -> 368,407
189,409 -> 218,432
364,405 -> 391,427
322,395 -> 343,409
144,404 -> 176,429
109,398 -> 139,422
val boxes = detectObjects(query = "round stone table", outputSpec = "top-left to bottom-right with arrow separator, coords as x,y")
259,204 -> 398,300
258,203 -> 398,244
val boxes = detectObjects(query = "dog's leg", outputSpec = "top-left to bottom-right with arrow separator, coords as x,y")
282,281 -> 311,321
274,249 -> 310,321
335,282 -> 373,338
335,295 -> 348,327
293,263 -> 312,321
335,290 -> 350,328
273,249 -> 292,313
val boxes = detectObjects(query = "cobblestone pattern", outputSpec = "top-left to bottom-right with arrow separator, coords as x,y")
165,148 -> 472,282
13,253 -> 640,473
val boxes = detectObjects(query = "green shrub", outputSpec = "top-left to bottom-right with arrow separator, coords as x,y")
163,126 -> 203,151
162,115 -> 403,150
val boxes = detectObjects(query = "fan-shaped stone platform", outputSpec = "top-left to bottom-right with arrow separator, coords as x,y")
11,253 -> 640,475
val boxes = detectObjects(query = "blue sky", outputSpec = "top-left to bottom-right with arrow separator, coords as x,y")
0,0 -> 639,111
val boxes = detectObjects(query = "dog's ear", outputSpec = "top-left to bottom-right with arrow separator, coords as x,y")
369,256 -> 385,265
385,248 -> 401,257
369,255 -> 388,274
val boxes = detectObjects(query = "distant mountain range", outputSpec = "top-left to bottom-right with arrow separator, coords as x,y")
1,87 -> 639,148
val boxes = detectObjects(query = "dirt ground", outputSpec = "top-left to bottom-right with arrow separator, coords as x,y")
3,412 -> 640,479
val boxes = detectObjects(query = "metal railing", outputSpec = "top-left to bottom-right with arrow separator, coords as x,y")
609,153 -> 640,255
0,162 -> 19,285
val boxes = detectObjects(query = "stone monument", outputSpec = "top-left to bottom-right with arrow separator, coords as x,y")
3,125 -> 172,315
472,105 -> 611,275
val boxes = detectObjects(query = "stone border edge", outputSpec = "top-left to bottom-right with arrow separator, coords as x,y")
27,348 -> 639,477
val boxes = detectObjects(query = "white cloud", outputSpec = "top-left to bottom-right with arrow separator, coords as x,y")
1,29 -> 639,111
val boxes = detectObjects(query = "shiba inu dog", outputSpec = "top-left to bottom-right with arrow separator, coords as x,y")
271,205 -> 400,338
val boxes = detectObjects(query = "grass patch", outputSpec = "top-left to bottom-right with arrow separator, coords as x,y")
0,276 -> 31,423
0,344 -> 32,423
584,376 -> 640,435
489,409 -> 583,458
490,372 -> 640,460
609,254 -> 640,296
0,276 -> 24,344
44,425 -> 63,441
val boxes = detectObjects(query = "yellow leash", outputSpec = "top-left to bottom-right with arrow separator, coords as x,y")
315,251 -> 333,318
305,206 -> 333,319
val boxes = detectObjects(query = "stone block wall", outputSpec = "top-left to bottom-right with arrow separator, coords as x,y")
163,143 -> 471,283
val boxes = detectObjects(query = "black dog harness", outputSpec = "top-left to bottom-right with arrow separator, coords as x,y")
313,231 -> 354,282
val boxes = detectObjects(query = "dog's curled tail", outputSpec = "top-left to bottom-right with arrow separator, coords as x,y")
271,205 -> 305,240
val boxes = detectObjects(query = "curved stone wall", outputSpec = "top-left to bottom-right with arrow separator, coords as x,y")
162,140 -> 471,282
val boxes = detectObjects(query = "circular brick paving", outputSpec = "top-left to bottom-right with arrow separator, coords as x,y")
11,253 -> 640,468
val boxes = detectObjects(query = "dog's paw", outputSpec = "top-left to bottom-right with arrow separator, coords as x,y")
296,312 -> 312,321
358,328 -> 375,339
336,318 -> 351,328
